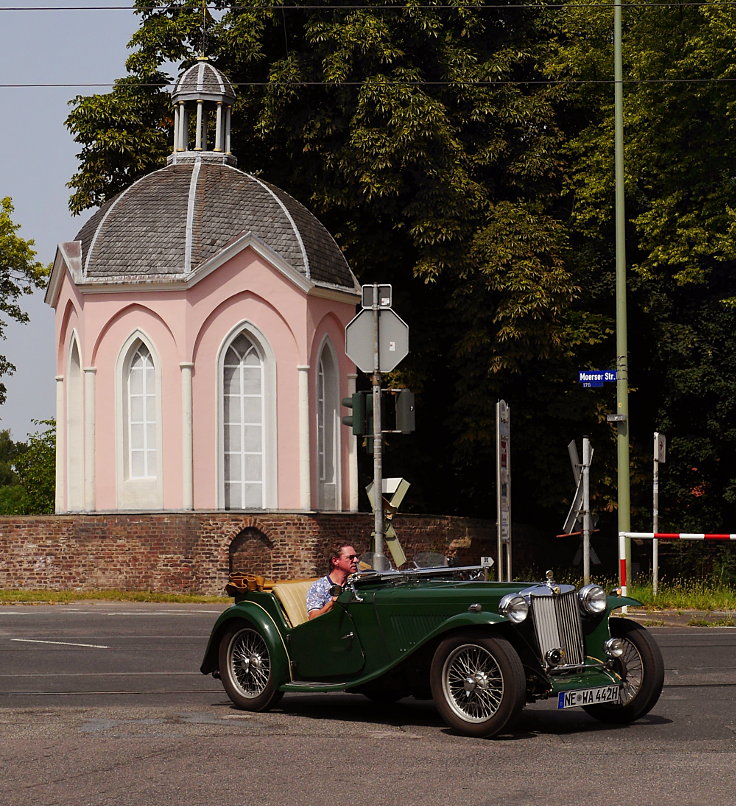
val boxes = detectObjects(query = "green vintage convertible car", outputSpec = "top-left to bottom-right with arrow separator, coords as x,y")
200,563 -> 664,737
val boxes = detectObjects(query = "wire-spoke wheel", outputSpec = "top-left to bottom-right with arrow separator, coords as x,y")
218,624 -> 283,711
430,634 -> 525,737
584,617 -> 664,724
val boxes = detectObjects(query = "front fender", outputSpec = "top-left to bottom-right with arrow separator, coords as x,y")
414,610 -> 509,651
200,601 -> 290,680
606,594 -> 643,615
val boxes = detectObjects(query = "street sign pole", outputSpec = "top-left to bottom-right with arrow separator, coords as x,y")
371,297 -> 385,567
582,436 -> 592,584
653,431 -> 666,596
345,284 -> 409,571
496,400 -> 511,582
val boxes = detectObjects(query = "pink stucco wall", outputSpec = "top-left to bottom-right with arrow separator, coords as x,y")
52,242 -> 358,513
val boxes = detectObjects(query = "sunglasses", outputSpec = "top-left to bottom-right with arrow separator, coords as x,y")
342,554 -> 359,561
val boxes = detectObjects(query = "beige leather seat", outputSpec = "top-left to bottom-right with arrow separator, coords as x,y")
272,579 -> 318,628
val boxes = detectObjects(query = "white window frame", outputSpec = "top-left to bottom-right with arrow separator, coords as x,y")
66,333 -> 84,511
316,336 -> 341,510
217,322 -> 277,510
125,342 -> 158,480
115,331 -> 163,509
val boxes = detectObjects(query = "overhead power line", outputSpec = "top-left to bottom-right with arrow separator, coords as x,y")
4,77 -> 736,88
2,2 -> 734,10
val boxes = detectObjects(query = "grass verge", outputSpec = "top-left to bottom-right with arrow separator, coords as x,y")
627,577 -> 736,612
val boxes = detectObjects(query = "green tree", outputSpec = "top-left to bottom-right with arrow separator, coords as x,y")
0,198 -> 48,405
12,420 -> 55,515
0,428 -> 25,515
66,1 -> 580,516
546,2 -> 736,559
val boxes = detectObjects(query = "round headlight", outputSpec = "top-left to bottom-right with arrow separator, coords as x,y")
605,638 -> 625,658
578,584 -> 607,614
499,594 -> 529,624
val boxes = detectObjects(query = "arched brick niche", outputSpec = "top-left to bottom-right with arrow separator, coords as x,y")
229,526 -> 273,576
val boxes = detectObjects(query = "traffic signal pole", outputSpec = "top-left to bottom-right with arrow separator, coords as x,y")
371,299 -> 386,567
344,283 -> 409,571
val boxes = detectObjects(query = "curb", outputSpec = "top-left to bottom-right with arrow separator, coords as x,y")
623,608 -> 736,628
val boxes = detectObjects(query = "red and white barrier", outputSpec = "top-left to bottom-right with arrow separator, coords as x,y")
618,531 -> 736,594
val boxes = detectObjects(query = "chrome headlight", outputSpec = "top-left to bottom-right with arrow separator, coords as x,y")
578,584 -> 607,614
605,638 -> 625,658
499,594 -> 529,624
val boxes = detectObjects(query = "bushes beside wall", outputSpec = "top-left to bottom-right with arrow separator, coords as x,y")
0,512 -> 502,595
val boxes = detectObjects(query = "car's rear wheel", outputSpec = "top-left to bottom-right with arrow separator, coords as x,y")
430,633 -> 525,738
584,617 -> 664,723
218,623 -> 283,711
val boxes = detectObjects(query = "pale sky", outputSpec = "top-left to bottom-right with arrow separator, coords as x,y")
1,2 -> 140,440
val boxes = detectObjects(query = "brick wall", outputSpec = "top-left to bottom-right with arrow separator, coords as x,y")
0,512 -> 500,596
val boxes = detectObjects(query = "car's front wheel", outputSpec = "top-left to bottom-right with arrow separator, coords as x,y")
584,617 -> 664,723
430,633 -> 526,738
218,623 -> 283,711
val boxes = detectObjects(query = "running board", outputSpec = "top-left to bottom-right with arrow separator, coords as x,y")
280,680 -> 352,693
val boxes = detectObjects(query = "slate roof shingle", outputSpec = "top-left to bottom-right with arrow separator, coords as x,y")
75,162 -> 357,292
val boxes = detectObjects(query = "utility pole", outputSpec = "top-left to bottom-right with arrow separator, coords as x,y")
614,0 -> 631,585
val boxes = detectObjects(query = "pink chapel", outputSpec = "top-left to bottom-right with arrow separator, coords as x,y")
45,58 -> 361,515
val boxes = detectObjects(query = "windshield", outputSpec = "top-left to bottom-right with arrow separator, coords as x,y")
359,550 -> 448,572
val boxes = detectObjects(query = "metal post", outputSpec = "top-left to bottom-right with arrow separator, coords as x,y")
653,431 -> 663,596
371,290 -> 385,568
614,0 -> 631,586
496,401 -> 511,581
582,436 -> 592,585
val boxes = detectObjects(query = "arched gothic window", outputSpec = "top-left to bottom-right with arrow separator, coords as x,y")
66,336 -> 84,510
223,332 -> 265,509
317,341 -> 340,510
125,342 -> 158,479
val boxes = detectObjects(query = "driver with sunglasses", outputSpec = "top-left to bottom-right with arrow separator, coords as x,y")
306,542 -> 360,620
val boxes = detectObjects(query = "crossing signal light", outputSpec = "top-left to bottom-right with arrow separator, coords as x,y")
341,389 -> 414,436
381,389 -> 416,434
395,389 -> 416,433
341,391 -> 372,435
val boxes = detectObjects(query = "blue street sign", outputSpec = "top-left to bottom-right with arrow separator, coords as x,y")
578,370 -> 617,388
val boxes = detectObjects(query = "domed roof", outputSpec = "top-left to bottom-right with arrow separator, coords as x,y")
172,57 -> 235,104
74,162 -> 357,292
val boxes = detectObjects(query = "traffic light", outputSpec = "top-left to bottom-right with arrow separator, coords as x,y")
341,391 -> 372,435
395,389 -> 415,433
342,390 -> 414,436
381,389 -> 416,434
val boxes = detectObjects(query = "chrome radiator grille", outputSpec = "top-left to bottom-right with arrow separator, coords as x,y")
530,590 -> 585,668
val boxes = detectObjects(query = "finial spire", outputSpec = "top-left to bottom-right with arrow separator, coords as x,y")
198,0 -> 209,58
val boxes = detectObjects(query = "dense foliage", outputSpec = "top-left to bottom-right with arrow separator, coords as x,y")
0,198 -> 48,406
65,1 -> 736,576
0,422 -> 55,515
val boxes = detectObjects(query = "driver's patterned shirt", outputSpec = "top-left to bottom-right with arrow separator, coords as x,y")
306,575 -> 333,613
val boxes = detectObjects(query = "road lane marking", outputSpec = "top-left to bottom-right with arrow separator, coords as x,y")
10,639 -> 110,649
0,671 -> 201,677
104,610 -> 222,615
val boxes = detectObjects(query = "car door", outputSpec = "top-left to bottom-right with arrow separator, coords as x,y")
288,604 -> 365,680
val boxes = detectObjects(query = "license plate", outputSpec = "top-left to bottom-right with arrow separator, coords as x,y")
557,684 -> 620,709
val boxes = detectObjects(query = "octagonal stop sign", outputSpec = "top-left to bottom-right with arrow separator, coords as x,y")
345,308 -> 409,373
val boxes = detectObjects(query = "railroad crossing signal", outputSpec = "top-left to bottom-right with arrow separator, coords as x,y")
366,478 -> 410,568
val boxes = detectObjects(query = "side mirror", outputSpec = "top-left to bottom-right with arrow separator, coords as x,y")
329,584 -> 344,597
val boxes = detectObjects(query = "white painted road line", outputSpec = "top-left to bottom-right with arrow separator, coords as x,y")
10,639 -> 110,649
104,610 -> 222,615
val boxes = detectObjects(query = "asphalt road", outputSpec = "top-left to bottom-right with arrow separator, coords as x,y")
1,603 -> 735,806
